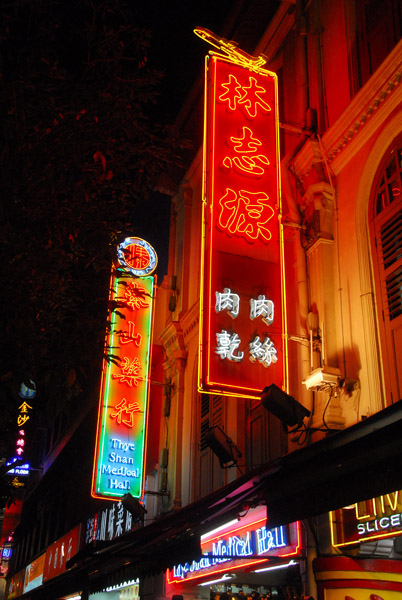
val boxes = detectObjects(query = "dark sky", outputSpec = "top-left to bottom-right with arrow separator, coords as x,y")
129,1 -> 236,277
132,0 -> 236,123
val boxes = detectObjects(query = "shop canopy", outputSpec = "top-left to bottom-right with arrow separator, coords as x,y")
20,400 -> 402,598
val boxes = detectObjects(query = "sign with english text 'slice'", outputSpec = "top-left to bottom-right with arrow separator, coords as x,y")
198,35 -> 287,399
92,237 -> 157,500
330,490 -> 402,548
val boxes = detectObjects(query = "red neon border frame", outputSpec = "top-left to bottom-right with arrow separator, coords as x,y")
198,54 -> 288,399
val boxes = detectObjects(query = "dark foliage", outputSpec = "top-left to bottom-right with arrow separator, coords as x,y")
0,0 -> 185,452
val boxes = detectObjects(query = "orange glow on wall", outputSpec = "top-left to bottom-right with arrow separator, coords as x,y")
199,53 -> 286,398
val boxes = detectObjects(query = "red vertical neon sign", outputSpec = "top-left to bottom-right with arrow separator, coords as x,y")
199,53 -> 286,398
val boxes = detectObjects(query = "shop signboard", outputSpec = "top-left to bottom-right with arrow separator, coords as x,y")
7,568 -> 25,599
198,30 -> 287,399
92,238 -> 157,500
23,553 -> 46,593
105,579 -> 139,599
85,500 -> 137,544
167,506 -> 301,584
330,489 -> 402,548
6,396 -> 34,488
43,524 -> 81,582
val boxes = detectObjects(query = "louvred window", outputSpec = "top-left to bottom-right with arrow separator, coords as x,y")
371,139 -> 402,403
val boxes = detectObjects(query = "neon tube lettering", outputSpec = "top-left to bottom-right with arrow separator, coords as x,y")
218,188 -> 274,242
215,288 -> 240,318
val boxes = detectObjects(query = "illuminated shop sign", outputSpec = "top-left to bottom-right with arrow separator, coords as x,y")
7,568 -> 25,599
23,553 -> 45,593
117,237 -> 158,277
43,525 -> 81,582
167,507 -> 300,584
85,500 -> 137,544
5,459 -> 30,476
198,38 -> 286,399
330,490 -> 402,547
92,237 -> 156,500
6,399 -> 34,486
1,547 -> 12,560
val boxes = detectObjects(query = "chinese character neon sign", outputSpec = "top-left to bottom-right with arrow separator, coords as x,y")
92,238 -> 156,500
198,43 -> 287,398
6,399 -> 33,483
117,237 -> 158,277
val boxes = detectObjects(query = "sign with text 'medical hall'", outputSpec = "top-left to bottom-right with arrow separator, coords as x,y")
167,506 -> 301,584
92,237 -> 157,500
198,32 -> 287,399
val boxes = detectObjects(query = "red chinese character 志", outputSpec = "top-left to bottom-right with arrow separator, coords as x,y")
222,127 -> 270,177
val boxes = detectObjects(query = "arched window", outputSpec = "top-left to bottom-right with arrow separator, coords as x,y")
370,135 -> 402,404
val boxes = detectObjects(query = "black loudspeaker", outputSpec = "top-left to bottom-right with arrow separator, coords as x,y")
205,425 -> 242,467
121,493 -> 147,520
261,384 -> 310,431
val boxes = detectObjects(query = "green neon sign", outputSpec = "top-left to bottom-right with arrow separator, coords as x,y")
92,258 -> 155,500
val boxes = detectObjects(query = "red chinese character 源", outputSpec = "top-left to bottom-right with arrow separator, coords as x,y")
218,187 -> 275,242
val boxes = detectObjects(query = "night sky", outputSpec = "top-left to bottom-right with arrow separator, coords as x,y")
134,0 -> 236,123
129,0 -> 236,277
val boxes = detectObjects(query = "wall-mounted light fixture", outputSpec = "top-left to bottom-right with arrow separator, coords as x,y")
261,384 -> 310,433
205,425 -> 242,468
121,493 -> 147,521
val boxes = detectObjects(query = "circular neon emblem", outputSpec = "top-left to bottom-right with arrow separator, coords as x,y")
117,237 -> 158,276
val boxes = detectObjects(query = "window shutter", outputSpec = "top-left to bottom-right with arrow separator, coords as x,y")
198,394 -> 225,497
374,204 -> 402,402
355,0 -> 402,87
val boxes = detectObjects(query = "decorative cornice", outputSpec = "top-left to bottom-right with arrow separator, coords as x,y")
293,39 -> 402,181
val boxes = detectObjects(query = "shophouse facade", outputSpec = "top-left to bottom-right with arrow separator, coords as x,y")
151,0 -> 402,598
3,1 -> 402,599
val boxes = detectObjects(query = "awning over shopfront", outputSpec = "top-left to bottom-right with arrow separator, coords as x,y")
17,400 -> 402,598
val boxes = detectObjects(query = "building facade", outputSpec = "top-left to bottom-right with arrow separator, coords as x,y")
153,0 -> 402,598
